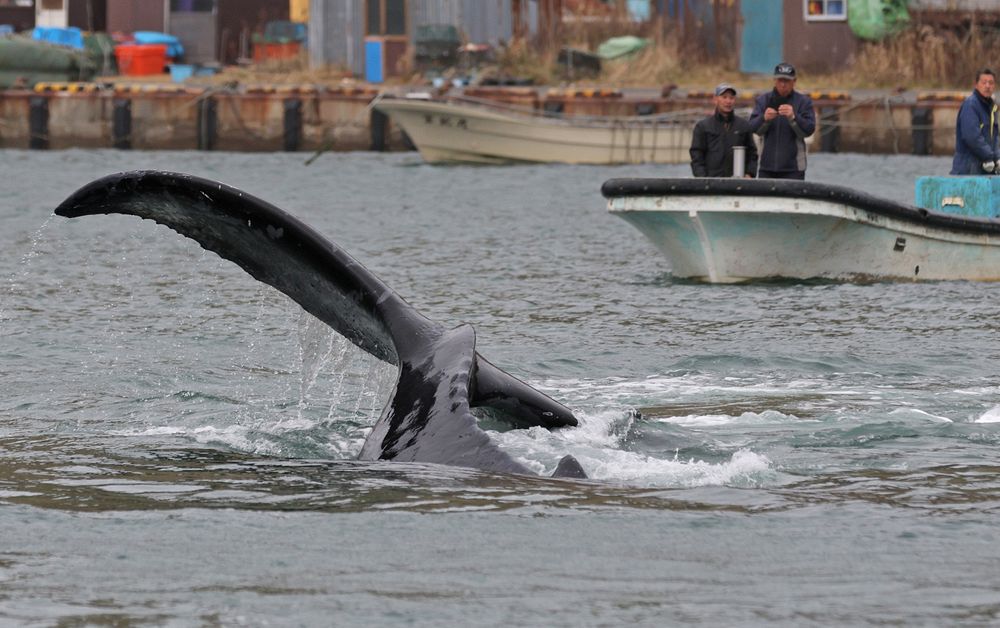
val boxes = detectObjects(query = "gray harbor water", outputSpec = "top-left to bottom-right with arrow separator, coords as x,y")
2,150 -> 1000,626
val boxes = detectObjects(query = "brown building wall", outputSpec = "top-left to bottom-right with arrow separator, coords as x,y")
107,0 -> 165,34
67,0 -> 107,31
782,0 -> 857,75
0,7 -> 34,31
216,0 -> 288,65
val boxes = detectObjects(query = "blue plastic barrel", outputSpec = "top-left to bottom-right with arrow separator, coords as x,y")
365,38 -> 384,83
134,31 -> 184,58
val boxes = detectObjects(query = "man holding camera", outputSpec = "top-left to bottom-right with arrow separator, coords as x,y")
748,63 -> 815,180
951,68 -> 1000,175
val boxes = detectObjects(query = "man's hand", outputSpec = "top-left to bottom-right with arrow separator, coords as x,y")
983,160 -> 997,174
764,107 -> 778,121
778,104 -> 795,120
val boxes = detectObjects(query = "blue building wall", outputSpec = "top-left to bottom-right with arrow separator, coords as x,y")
740,0 -> 782,74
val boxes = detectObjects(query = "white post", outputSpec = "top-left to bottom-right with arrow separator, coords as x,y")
732,146 -> 746,178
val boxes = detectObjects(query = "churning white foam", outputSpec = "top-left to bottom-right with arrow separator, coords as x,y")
587,447 -> 772,488
975,405 -> 1000,423
656,410 -> 797,427
887,407 -> 953,423
493,408 -> 773,488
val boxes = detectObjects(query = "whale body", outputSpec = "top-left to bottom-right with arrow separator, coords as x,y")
56,171 -> 586,479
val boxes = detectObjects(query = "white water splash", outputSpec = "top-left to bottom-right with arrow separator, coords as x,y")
656,410 -> 799,427
887,407 -> 953,423
295,311 -> 338,424
590,447 -> 773,488
494,408 -> 773,488
975,405 -> 1000,423
0,215 -> 55,324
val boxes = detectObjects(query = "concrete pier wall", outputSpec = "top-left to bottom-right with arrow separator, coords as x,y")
0,85 -> 967,156
0,85 -> 406,152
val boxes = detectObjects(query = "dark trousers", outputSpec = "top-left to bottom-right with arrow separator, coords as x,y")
758,169 -> 805,180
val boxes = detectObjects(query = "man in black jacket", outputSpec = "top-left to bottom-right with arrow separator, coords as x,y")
689,83 -> 759,178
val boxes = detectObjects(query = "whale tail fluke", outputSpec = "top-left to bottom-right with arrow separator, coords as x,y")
55,171 -> 586,479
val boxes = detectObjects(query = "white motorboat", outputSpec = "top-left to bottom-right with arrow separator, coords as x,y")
604,177 -> 1000,283
374,96 -> 697,165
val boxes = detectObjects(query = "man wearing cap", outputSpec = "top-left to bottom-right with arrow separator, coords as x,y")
749,63 -> 816,180
689,83 -> 759,178
950,68 -> 1000,175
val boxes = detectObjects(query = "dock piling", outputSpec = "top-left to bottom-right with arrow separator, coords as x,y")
283,98 -> 302,152
112,98 -> 132,150
29,96 -> 48,150
197,97 -> 217,151
911,107 -> 933,155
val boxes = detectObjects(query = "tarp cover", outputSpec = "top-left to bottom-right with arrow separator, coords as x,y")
848,0 -> 910,41
597,36 -> 650,60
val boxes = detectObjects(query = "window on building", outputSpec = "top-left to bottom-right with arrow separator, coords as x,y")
39,0 -> 62,9
170,0 -> 215,12
367,0 -> 406,36
805,0 -> 846,21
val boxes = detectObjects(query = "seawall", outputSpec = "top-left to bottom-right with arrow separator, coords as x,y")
0,83 -> 968,155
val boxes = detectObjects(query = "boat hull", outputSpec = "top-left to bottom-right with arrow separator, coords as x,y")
375,98 -> 692,165
605,178 -> 1000,283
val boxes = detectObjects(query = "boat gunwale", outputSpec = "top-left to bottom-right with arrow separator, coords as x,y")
602,177 -> 1000,236
375,95 -> 704,129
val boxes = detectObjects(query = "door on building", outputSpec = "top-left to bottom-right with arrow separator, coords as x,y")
36,0 -> 68,28
364,0 -> 407,83
169,0 -> 217,64
740,0 -> 782,74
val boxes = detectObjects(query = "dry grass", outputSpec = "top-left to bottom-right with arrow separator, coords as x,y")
561,10 -> 647,50
493,38 -> 559,85
493,19 -> 745,90
597,39 -> 738,89
179,15 -> 1000,92
192,55 -> 355,86
816,23 -> 1000,89
492,15 -> 1000,92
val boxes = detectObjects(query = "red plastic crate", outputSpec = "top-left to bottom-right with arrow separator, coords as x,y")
253,41 -> 301,63
115,44 -> 168,76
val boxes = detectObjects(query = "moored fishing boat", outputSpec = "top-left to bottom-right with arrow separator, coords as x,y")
374,95 -> 697,165
603,177 -> 1000,283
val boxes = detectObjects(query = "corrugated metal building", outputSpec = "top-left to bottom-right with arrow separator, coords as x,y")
107,0 -> 165,34
308,1 -> 365,74
410,0 -> 515,45
309,0 -> 536,75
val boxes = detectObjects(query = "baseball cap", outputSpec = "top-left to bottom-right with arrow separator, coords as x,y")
774,63 -> 796,79
714,83 -> 737,96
